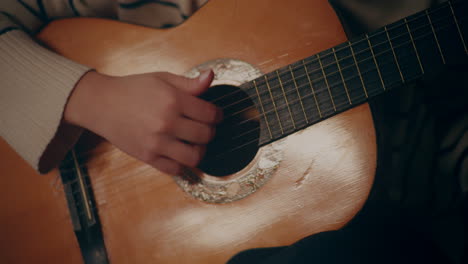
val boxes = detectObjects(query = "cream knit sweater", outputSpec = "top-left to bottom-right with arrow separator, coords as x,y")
0,0 -> 207,173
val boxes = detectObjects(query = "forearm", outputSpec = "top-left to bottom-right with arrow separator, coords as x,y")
0,0 -> 116,173
0,30 -> 90,173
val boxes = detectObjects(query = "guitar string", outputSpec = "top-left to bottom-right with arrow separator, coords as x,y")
61,13 -> 468,214
60,61 -> 449,184
62,14 -> 466,172
107,14 -> 468,164
210,77 -> 422,160
59,177 -> 195,216
216,16 -> 466,134
62,37 -> 458,199
48,1 -> 466,215
210,2 -> 462,106
218,11 -> 463,118
62,11 -> 466,171
213,11 -> 468,160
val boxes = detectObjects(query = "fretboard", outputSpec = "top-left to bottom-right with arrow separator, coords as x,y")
241,0 -> 468,146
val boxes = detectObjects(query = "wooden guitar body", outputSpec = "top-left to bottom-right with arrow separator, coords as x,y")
0,0 -> 377,263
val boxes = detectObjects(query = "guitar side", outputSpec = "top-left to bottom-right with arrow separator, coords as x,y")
0,137 -> 83,263
0,0 -> 377,263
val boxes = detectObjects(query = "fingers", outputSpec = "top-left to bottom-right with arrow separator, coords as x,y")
174,117 -> 215,144
145,133 -> 207,175
164,138 -> 205,168
181,95 -> 223,124
159,70 -> 214,96
151,156 -> 182,175
149,135 -> 204,168
142,71 -> 219,175
157,71 -> 222,124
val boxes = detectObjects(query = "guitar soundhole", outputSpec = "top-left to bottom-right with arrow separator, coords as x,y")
198,85 -> 260,177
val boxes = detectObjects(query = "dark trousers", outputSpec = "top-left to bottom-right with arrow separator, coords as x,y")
228,204 -> 454,264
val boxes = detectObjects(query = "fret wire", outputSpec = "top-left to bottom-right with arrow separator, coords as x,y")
449,1 -> 468,54
426,10 -> 447,64
218,4 -> 457,107
317,54 -> 337,111
233,48 -> 425,146
365,34 -> 387,90
226,15 -> 461,121
76,18 -> 464,165
332,47 -> 352,104
223,10 -> 459,109
266,12 -> 454,98
71,55 -> 414,165
276,70 -> 297,129
253,80 -> 273,139
264,75 -> 284,135
71,15 -> 467,164
75,13 -> 464,164
404,18 -> 425,74
114,18 -> 468,161
384,26 -> 406,83
247,21 -> 449,128
289,65 -> 309,123
67,58 -> 450,170
302,59 -> 323,118
348,41 -> 368,98
235,25 -> 440,127
230,77 -> 400,152
274,13 -> 453,95
241,14 -> 461,122
226,65 -> 412,152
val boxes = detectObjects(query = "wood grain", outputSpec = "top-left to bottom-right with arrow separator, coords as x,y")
0,0 -> 377,263
0,138 -> 83,264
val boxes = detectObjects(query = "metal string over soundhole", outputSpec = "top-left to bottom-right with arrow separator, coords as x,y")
198,85 -> 260,176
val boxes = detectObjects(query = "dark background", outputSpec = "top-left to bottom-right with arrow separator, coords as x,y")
332,0 -> 467,263
229,0 -> 467,263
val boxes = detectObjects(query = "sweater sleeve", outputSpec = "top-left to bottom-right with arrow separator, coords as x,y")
0,0 -> 115,173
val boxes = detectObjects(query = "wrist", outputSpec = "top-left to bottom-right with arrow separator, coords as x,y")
64,70 -> 112,129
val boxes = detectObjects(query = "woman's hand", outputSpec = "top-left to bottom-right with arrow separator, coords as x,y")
64,70 -> 222,175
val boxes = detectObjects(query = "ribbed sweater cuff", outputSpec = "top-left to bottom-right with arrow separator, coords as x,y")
0,30 -> 91,173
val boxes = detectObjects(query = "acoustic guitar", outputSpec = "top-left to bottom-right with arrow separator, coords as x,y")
0,0 -> 466,263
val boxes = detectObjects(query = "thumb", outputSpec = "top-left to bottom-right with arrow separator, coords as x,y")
163,70 -> 214,96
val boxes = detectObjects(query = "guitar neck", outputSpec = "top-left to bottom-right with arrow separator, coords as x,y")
242,0 -> 468,146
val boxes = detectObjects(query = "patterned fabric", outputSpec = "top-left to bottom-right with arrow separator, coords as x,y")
0,0 -> 208,33
0,0 -> 206,173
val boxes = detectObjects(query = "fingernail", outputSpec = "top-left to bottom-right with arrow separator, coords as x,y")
198,70 -> 212,83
